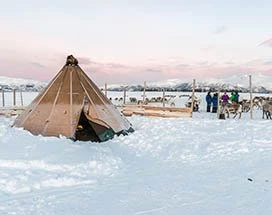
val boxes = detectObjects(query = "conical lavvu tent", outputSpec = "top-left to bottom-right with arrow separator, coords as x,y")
13,55 -> 134,142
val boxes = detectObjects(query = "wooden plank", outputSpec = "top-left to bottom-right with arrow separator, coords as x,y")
0,106 -> 25,118
142,105 -> 191,112
120,104 -> 192,118
121,105 -> 191,112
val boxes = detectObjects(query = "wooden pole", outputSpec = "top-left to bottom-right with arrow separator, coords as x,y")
1,90 -> 4,107
123,88 -> 126,105
217,88 -> 220,119
20,90 -> 24,106
143,81 -> 146,104
162,88 -> 165,107
249,75 -> 253,119
13,89 -> 16,106
104,83 -> 107,98
191,79 -> 196,112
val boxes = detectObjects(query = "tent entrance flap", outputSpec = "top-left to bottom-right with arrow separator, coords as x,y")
75,111 -> 100,142
75,111 -> 115,142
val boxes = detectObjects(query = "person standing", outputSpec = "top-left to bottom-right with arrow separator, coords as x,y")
221,92 -> 229,106
233,91 -> 239,104
212,93 -> 218,113
230,91 -> 235,103
205,92 -> 212,112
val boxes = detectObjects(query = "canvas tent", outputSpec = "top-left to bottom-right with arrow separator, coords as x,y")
13,55 -> 134,142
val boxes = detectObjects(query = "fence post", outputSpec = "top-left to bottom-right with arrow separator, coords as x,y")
13,89 -> 16,106
20,90 -> 24,106
104,83 -> 107,98
191,79 -> 196,112
143,81 -> 146,104
1,90 -> 4,107
217,89 -> 220,119
249,75 -> 253,119
162,88 -> 165,107
123,88 -> 126,105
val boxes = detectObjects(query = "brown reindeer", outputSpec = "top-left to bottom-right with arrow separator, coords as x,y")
262,101 -> 272,119
222,103 -> 242,119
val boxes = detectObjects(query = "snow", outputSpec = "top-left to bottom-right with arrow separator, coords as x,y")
0,92 -> 272,214
0,76 -> 43,86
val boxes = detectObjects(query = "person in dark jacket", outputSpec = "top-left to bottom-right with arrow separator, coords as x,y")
233,91 -> 239,104
212,93 -> 218,113
205,92 -> 212,112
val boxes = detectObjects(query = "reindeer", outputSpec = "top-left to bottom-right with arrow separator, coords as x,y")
129,97 -> 137,103
262,101 -> 272,119
185,100 -> 200,112
252,96 -> 265,110
222,103 -> 242,119
241,100 -> 251,112
150,97 -> 157,102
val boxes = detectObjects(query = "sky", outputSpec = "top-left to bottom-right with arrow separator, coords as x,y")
1,0 -> 272,85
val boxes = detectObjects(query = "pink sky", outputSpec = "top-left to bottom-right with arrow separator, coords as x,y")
1,50 -> 272,86
1,1 -> 272,86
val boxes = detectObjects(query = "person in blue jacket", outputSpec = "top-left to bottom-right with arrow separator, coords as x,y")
205,92 -> 212,112
212,93 -> 218,113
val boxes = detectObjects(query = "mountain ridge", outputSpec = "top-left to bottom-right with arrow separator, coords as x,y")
107,74 -> 272,93
0,74 -> 271,93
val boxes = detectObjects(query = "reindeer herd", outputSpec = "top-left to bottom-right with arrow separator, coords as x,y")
109,95 -> 177,105
220,96 -> 272,119
109,94 -> 272,120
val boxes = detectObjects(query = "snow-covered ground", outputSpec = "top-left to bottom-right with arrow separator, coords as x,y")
0,92 -> 272,215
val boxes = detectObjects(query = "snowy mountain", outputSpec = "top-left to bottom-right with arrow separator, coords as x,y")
0,76 -> 47,92
108,74 -> 272,93
0,74 -> 271,93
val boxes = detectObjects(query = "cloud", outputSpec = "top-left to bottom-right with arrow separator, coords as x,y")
145,68 -> 162,73
213,26 -> 228,34
30,62 -> 46,68
77,57 -> 93,65
224,61 -> 235,65
105,63 -> 128,69
201,45 -> 216,52
259,38 -> 272,47
263,60 -> 272,65
175,64 -> 190,68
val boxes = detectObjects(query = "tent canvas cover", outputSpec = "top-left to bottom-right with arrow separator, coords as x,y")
13,55 -> 134,142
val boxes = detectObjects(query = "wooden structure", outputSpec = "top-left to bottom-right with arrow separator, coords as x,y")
0,106 -> 25,118
249,75 -> 253,119
120,105 -> 192,118
0,89 -> 25,118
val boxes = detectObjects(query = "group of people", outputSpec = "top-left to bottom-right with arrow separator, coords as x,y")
205,91 -> 240,113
